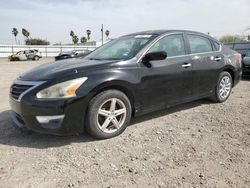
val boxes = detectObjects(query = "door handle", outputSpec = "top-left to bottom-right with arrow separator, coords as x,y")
182,63 -> 191,68
214,57 -> 222,61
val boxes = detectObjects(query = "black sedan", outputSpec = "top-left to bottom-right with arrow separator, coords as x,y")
10,30 -> 242,139
55,49 -> 92,61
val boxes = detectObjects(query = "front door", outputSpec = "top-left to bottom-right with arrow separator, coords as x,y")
138,34 -> 193,111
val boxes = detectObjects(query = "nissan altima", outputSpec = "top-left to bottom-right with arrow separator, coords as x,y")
9,30 -> 242,139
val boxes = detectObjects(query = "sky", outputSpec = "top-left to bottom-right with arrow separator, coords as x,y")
0,0 -> 250,44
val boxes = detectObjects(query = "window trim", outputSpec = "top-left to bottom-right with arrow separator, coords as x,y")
187,34 -> 214,54
147,33 -> 187,58
137,32 -> 222,63
137,32 -> 188,63
185,33 -> 222,55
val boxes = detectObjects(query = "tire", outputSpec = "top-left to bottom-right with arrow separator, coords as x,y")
33,56 -> 39,61
210,71 -> 233,103
86,90 -> 132,139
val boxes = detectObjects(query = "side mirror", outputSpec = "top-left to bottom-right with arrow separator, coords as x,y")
141,51 -> 167,67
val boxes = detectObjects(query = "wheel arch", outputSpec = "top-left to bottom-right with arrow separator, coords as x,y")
89,81 -> 137,116
222,67 -> 235,87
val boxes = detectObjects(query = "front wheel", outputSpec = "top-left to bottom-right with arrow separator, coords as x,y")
210,71 -> 233,103
86,90 -> 132,139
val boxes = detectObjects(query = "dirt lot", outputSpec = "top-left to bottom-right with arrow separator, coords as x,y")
0,58 -> 249,188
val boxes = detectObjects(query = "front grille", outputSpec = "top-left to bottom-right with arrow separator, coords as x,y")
10,84 -> 34,100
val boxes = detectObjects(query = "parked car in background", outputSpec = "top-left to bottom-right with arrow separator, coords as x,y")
8,50 -> 42,61
55,49 -> 92,61
224,42 -> 250,76
10,30 -> 242,139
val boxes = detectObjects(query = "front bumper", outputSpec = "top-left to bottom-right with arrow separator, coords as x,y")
9,81 -> 90,135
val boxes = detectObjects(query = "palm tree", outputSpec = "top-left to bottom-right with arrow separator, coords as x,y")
26,31 -> 30,39
105,30 -> 110,40
80,37 -> 87,44
12,28 -> 18,44
86,30 -> 91,41
70,30 -> 75,37
22,28 -> 27,44
22,28 -> 30,44
72,35 -> 79,45
70,30 -> 76,44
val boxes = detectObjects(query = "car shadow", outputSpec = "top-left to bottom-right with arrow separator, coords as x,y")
130,99 -> 211,125
0,99 -> 212,149
0,110 -> 95,149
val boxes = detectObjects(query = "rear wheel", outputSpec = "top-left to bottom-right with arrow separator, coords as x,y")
86,90 -> 132,139
33,56 -> 39,61
210,71 -> 232,103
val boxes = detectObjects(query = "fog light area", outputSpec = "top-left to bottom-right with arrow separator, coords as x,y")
36,115 -> 65,129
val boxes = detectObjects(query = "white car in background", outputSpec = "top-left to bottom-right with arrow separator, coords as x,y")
8,50 -> 42,61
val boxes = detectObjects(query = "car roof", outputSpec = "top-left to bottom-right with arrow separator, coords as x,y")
125,30 -> 208,36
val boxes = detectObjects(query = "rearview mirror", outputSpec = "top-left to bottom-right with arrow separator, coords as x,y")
141,51 -> 167,67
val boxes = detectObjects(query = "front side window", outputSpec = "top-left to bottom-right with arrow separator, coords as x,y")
188,35 -> 213,54
86,35 -> 157,61
148,34 -> 186,57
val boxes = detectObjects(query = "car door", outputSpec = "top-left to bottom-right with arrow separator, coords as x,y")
18,51 -> 27,60
26,50 -> 34,59
186,34 -> 223,97
138,33 -> 193,111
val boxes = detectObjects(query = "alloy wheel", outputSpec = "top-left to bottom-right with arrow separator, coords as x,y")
97,98 -> 127,133
219,76 -> 231,99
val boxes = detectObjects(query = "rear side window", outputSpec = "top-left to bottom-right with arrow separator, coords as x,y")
148,34 -> 186,57
187,35 -> 213,54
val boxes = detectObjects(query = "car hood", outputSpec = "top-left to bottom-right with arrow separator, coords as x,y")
19,58 -> 118,81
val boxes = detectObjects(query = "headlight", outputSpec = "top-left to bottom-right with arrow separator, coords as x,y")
36,77 -> 88,99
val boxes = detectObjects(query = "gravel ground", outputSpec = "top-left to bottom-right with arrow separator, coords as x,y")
0,58 -> 249,188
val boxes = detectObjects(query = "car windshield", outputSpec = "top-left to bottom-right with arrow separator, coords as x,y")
86,35 -> 157,61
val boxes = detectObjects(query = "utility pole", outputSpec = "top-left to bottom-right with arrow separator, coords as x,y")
101,24 -> 104,46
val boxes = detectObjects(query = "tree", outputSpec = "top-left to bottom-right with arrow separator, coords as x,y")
70,30 -> 78,44
12,28 -> 18,44
80,36 -> 87,44
25,38 -> 50,45
26,31 -> 30,39
70,30 -> 75,37
86,29 -> 91,41
22,28 -> 27,43
22,28 -> 30,44
72,35 -> 79,45
219,35 -> 243,43
105,30 -> 110,39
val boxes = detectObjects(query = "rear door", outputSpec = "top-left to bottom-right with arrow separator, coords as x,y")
186,33 -> 223,97
138,33 -> 193,110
